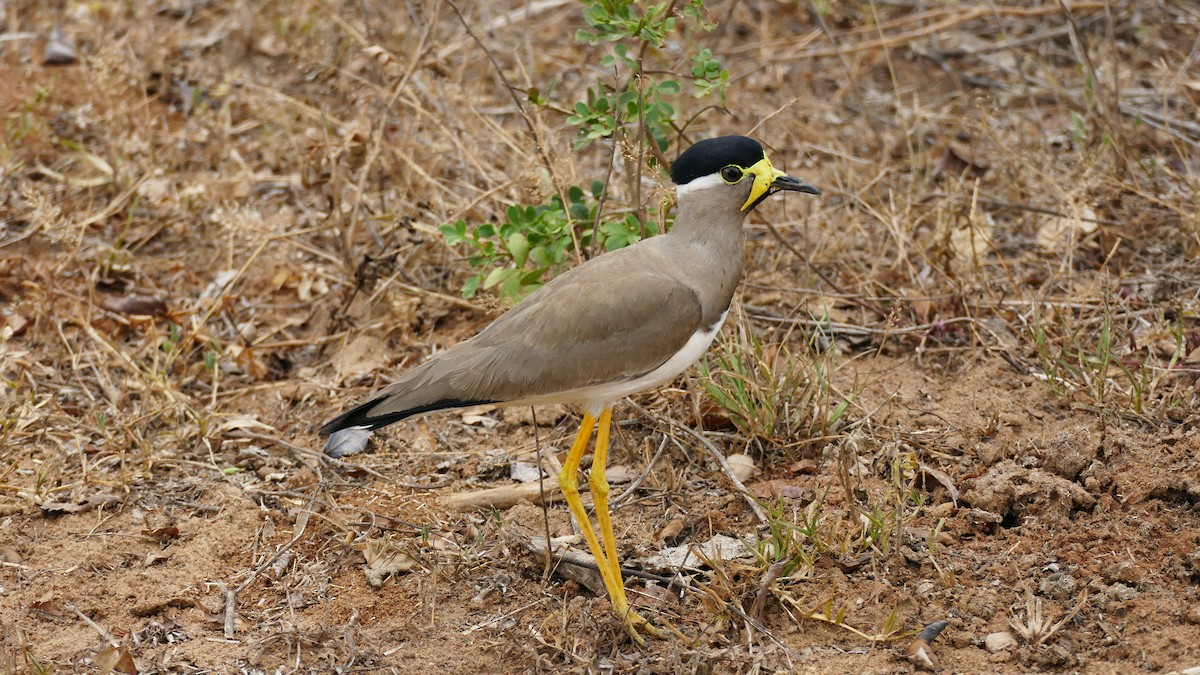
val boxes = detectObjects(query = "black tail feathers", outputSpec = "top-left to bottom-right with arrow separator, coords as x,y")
318,396 -> 497,436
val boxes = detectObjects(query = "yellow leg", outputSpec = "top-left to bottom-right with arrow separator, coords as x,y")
590,409 -> 623,572
557,412 -> 618,594
588,408 -> 669,643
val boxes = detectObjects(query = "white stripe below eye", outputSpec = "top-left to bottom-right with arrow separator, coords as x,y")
674,173 -> 727,198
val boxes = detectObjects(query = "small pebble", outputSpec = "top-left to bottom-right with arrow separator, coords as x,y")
984,631 -> 1017,653
1106,582 -> 1138,601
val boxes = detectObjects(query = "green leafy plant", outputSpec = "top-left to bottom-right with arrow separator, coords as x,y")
753,495 -> 824,575
440,0 -> 728,302
690,48 -> 730,101
440,182 -> 660,302
571,0 -> 727,151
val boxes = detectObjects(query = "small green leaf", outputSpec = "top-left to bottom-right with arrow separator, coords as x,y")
500,272 -> 523,302
521,268 -> 547,286
1071,111 -> 1087,142
507,232 -> 530,267
483,266 -> 508,290
526,87 -> 546,106
439,221 -> 464,245
462,274 -> 482,298
531,244 -> 553,266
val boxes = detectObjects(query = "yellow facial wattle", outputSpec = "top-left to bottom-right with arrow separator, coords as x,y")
739,155 -> 789,211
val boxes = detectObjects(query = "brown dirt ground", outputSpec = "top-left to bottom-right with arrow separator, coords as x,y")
2,1 -> 1199,673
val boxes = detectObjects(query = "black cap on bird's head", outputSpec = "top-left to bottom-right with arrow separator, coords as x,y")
671,135 -> 821,211
670,136 -> 767,186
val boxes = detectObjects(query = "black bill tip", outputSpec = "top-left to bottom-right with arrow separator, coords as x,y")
772,174 -> 821,196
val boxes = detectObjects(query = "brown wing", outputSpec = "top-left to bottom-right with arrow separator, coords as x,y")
462,251 -> 704,396
319,246 -> 704,433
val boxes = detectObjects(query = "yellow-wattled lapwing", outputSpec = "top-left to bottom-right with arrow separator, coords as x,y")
320,135 -> 819,641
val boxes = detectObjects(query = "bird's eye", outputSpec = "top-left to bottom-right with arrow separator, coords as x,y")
720,165 -> 743,183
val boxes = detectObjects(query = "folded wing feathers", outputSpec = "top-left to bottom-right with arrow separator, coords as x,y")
320,243 -> 706,435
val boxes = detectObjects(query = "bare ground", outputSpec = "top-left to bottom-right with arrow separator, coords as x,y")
2,1 -> 1199,673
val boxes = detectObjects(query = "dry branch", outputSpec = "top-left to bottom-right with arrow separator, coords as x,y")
441,477 -> 561,512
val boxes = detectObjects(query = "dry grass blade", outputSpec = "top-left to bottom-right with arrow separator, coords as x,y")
1009,591 -> 1089,647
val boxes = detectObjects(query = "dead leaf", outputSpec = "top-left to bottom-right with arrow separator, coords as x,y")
510,461 -> 541,483
460,411 -> 498,427
136,177 -> 170,202
604,464 -> 633,484
40,493 -> 121,514
746,479 -> 812,502
31,596 -> 71,621
920,464 -> 960,504
0,546 -> 22,564
270,267 -> 292,292
930,137 -> 989,179
1186,345 -> 1200,364
832,551 -> 873,572
1132,322 -> 1182,359
254,34 -> 286,58
5,312 -> 30,337
214,416 -> 277,434
295,273 -> 329,301
803,293 -> 856,324
95,643 -> 138,675
142,552 -> 170,567
948,213 -> 994,269
910,297 -> 935,323
696,401 -> 734,431
643,534 -> 755,570
141,526 -> 180,543
726,453 -> 758,482
99,293 -> 168,317
332,334 -> 390,382
1037,205 -> 1099,252
225,342 -> 269,379
785,459 -> 819,475
359,537 -> 416,588
655,517 -> 686,544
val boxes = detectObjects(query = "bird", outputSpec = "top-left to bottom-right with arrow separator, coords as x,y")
320,135 -> 820,642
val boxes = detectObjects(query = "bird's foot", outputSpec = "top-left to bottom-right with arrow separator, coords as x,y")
619,607 -> 671,645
